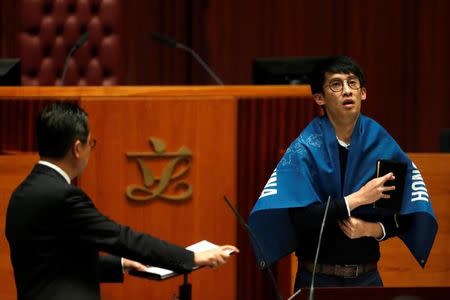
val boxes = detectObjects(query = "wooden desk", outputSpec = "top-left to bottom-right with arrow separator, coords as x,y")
0,85 -> 315,300
379,153 -> 450,286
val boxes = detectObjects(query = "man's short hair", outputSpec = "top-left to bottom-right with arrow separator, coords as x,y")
36,102 -> 89,159
310,56 -> 365,94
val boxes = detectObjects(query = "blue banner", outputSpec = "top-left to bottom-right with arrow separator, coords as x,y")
249,114 -> 437,268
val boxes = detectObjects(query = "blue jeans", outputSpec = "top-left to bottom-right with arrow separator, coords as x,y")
294,267 -> 383,291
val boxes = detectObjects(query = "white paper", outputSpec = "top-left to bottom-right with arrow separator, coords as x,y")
142,240 -> 221,277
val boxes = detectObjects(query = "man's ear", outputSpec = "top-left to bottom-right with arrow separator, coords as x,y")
361,87 -> 367,101
313,93 -> 325,106
72,140 -> 82,159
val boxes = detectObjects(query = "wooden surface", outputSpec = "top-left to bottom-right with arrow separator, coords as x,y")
0,85 -> 316,300
0,85 -> 313,300
0,96 -> 239,300
379,153 -> 450,286
0,85 -> 311,98
289,153 -> 450,291
79,96 -> 238,300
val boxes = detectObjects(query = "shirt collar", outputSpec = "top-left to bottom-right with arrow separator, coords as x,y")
38,160 -> 71,184
336,136 -> 350,149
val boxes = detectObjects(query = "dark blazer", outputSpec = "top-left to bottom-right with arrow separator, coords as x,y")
6,164 -> 195,300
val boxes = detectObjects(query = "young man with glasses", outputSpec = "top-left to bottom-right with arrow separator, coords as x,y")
249,56 -> 436,290
6,103 -> 237,300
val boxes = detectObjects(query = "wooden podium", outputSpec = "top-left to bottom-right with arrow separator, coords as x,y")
0,86 -> 315,300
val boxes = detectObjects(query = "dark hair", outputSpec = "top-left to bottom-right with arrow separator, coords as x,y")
36,102 -> 89,159
310,56 -> 365,94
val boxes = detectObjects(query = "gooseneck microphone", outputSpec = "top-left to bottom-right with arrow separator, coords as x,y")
61,32 -> 89,85
306,195 -> 331,300
223,196 -> 282,300
149,32 -> 224,85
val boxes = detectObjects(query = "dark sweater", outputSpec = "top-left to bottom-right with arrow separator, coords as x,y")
289,143 -> 399,264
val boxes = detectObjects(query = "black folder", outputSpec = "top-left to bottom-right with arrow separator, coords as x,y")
373,160 -> 407,212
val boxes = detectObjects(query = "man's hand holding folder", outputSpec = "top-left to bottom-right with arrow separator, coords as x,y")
128,240 -> 238,280
194,243 -> 238,269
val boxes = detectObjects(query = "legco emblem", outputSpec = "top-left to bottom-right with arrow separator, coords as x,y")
126,137 -> 192,202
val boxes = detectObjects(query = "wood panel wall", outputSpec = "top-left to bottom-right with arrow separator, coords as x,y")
79,96 -> 238,300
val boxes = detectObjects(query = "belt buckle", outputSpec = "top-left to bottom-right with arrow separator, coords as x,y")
343,264 -> 359,278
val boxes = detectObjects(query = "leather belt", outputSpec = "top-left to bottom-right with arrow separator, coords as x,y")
300,262 -> 377,278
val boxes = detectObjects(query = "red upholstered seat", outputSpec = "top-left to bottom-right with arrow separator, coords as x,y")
19,0 -> 122,86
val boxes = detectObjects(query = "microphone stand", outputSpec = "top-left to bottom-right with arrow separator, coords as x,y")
287,196 -> 331,300
177,273 -> 192,300
149,32 -> 224,85
176,44 -> 224,85
60,32 -> 89,86
60,47 -> 76,85
307,195 -> 331,300
223,196 -> 283,300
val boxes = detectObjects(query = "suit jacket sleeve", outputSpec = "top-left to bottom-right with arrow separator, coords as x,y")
97,255 -> 124,283
62,186 -> 196,273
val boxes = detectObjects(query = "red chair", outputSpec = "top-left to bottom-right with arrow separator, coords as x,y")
19,0 -> 123,85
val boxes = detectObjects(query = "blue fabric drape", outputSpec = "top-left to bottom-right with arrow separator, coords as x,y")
249,114 -> 437,268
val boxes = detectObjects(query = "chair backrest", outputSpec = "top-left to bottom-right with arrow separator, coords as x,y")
19,0 -> 123,85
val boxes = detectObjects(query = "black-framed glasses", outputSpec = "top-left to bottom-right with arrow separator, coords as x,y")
89,139 -> 97,150
326,77 -> 361,93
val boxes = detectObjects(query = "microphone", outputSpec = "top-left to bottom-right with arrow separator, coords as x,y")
223,196 -> 282,300
305,195 -> 331,300
61,32 -> 89,85
149,32 -> 224,85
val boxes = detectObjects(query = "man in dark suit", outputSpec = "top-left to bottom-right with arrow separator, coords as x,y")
5,102 -> 238,300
